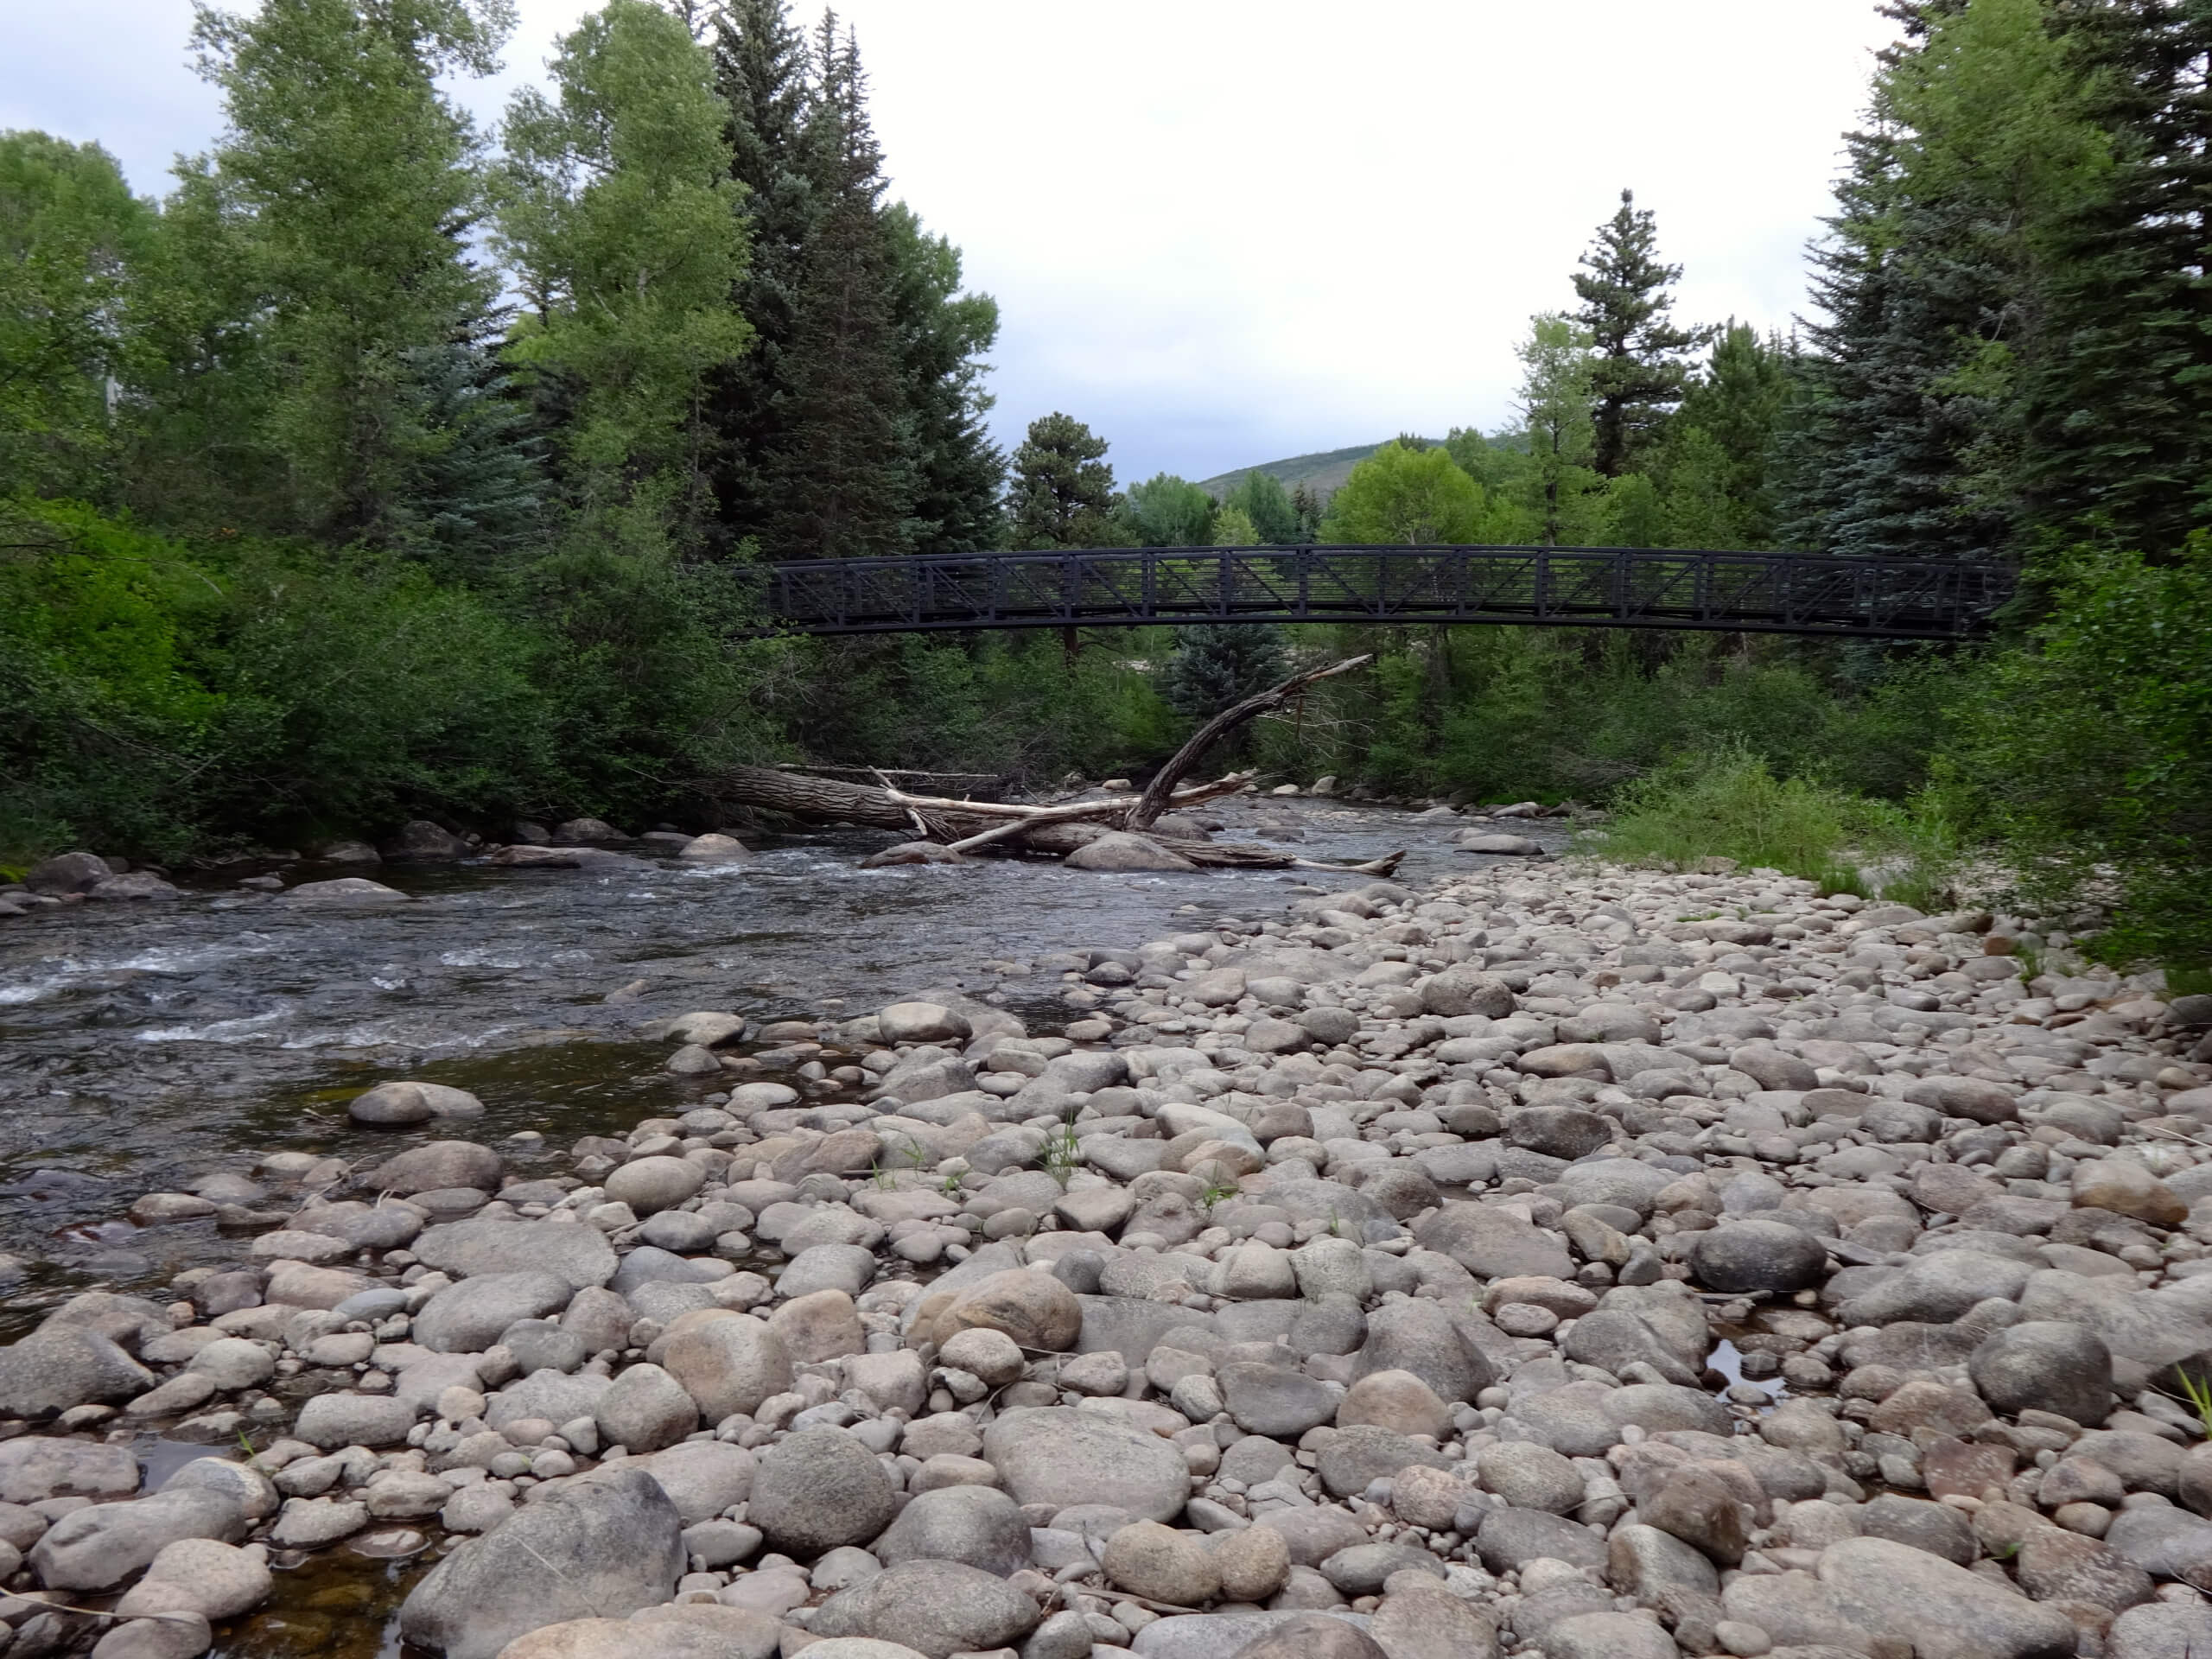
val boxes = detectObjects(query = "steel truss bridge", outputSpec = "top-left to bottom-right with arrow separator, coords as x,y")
750,544 -> 2015,642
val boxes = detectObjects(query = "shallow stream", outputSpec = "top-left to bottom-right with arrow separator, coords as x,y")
0,800 -> 1544,1317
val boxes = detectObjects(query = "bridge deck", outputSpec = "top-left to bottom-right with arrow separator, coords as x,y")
753,544 -> 2015,641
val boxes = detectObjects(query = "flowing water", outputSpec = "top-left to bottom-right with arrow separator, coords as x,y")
0,799 -> 1554,1319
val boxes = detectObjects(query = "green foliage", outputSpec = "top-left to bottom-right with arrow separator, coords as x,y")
1120,474 -> 1216,547
1219,468 -> 1303,543
1319,441 -> 1488,543
1580,741 -> 1952,899
1247,623 -> 1969,811
496,0 -> 749,553
0,497 -> 777,861
1007,412 -> 1120,550
181,0 -> 515,541
0,133 -> 151,495
758,630 -> 1177,785
1515,315 -> 1601,544
1944,538 -> 2212,970
1211,505 -> 1258,547
1572,188 -> 1707,476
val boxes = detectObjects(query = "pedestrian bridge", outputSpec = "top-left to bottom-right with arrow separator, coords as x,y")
751,544 -> 2014,640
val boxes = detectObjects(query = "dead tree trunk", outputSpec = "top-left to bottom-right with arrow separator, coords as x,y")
703,653 -> 1403,876
1128,655 -> 1373,830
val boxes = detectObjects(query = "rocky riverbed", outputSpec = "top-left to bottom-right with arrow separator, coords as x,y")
3,839 -> 2212,1659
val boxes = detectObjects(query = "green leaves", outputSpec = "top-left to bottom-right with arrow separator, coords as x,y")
496,0 -> 748,553
1319,442 -> 1488,545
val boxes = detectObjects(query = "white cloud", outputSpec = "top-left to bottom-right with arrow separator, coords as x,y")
3,0 -> 1898,482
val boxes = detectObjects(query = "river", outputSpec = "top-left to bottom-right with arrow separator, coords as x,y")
0,798 -> 1558,1324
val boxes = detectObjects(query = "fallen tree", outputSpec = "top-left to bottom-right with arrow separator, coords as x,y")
706,654 -> 1404,876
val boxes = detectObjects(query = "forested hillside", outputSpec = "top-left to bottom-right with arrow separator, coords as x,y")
2,0 -> 2207,974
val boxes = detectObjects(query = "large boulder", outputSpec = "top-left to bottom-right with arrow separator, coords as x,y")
398,1468 -> 683,1659
412,1219 -> 618,1291
872,1484 -> 1030,1577
658,1313 -> 792,1421
1818,1536 -> 2077,1659
25,851 -> 114,893
0,1438 -> 140,1504
415,1272 -> 574,1353
30,1487 -> 249,1591
1414,1204 -> 1571,1281
925,1268 -> 1082,1351
637,1440 -> 755,1524
748,1428 -> 896,1556
810,1560 -> 1041,1659
1062,833 -> 1198,873
1970,1321 -> 2113,1427
1688,1221 -> 1828,1294
982,1408 -> 1191,1522
373,1141 -> 501,1196
0,1325 -> 155,1419
348,1082 -> 486,1127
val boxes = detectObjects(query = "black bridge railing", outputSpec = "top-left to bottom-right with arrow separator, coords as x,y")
751,544 -> 2017,640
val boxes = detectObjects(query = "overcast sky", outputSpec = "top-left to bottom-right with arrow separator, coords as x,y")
6,1 -> 1900,484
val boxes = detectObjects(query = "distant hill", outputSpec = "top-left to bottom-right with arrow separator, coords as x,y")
1198,442 -> 1393,502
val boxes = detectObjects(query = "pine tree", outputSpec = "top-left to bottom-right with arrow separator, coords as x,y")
384,308 -> 544,574
2023,1 -> 2212,557
1572,189 -> 1708,476
882,203 -> 1004,554
754,19 -> 914,559
1007,412 -> 1118,549
1161,624 -> 1287,721
1652,321 -> 1793,548
706,0 -> 812,546
1785,0 -> 2102,562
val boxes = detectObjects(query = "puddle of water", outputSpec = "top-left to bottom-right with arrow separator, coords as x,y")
213,1548 -> 432,1659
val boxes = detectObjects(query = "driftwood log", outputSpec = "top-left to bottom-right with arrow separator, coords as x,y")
707,654 -> 1404,876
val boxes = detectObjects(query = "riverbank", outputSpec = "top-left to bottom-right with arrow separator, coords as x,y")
3,833 -> 2211,1659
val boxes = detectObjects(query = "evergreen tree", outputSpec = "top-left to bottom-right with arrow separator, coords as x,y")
1007,412 -> 1117,548
882,203 -> 1003,554
1651,321 -> 1794,547
383,309 -> 544,573
754,19 -> 913,559
1572,188 -> 1707,476
705,0 -> 813,545
2023,1 -> 2212,557
1787,0 -> 2102,561
1161,624 -> 1287,721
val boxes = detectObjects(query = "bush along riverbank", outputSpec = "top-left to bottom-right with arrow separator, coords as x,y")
4,852 -> 2212,1658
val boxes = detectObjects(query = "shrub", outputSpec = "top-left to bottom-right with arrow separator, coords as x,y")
1578,740 -> 1953,898
1942,538 -> 2212,972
